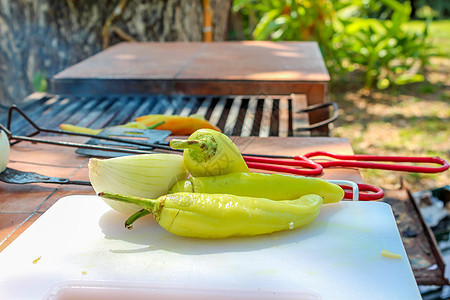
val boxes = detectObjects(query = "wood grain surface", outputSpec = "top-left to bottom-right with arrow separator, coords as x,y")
52,41 -> 330,81
0,136 -> 360,252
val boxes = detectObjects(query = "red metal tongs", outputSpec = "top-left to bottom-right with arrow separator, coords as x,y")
242,151 -> 449,201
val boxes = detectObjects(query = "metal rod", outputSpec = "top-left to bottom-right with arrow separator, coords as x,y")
4,105 -> 178,152
295,102 -> 339,131
9,135 -> 156,155
2,105 -> 304,159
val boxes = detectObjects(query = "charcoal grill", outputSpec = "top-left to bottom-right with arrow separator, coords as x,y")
1,93 -> 337,138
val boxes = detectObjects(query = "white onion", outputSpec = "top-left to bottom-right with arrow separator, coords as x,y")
89,153 -> 188,214
0,130 -> 10,173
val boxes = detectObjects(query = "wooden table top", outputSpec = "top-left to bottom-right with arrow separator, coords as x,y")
49,41 -> 330,96
2,134 -> 446,286
52,41 -> 330,82
0,136 -> 361,252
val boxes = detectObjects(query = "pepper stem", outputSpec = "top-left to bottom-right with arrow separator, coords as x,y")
147,121 -> 165,129
170,136 -> 217,163
170,139 -> 207,151
98,192 -> 164,221
125,209 -> 151,229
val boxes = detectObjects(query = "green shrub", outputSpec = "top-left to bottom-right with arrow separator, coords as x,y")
232,0 -> 438,90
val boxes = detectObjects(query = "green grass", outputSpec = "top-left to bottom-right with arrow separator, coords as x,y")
406,19 -> 450,57
330,19 -> 450,193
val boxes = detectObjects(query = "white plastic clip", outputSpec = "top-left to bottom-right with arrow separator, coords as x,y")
327,180 -> 359,201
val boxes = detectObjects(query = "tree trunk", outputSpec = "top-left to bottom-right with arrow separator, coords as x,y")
0,0 -> 232,106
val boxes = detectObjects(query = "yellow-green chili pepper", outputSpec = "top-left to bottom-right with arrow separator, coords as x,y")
170,172 -> 344,204
169,129 -> 249,177
99,191 -> 323,239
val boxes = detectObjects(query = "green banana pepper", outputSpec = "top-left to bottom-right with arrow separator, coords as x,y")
100,191 -> 323,239
170,172 -> 344,204
170,129 -> 249,177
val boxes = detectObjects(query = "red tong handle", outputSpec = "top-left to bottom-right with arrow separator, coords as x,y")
342,183 -> 384,201
304,151 -> 449,173
243,156 -> 384,201
242,151 -> 447,201
243,155 -> 323,176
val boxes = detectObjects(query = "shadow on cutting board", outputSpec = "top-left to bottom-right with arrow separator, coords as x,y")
97,206 -> 334,255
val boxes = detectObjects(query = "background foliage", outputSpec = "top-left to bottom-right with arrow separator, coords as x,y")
231,0 -> 449,193
231,0 -> 443,90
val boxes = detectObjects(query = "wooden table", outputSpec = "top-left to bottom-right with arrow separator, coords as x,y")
50,41 -> 331,134
0,135 -> 447,286
0,136 -> 361,252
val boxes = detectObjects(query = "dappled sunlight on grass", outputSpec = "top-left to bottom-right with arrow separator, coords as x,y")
407,20 -> 450,58
365,99 -> 449,119
331,62 -> 449,192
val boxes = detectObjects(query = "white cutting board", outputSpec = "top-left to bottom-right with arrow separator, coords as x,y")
0,195 -> 421,300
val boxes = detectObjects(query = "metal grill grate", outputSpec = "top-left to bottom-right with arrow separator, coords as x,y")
2,93 -> 313,138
